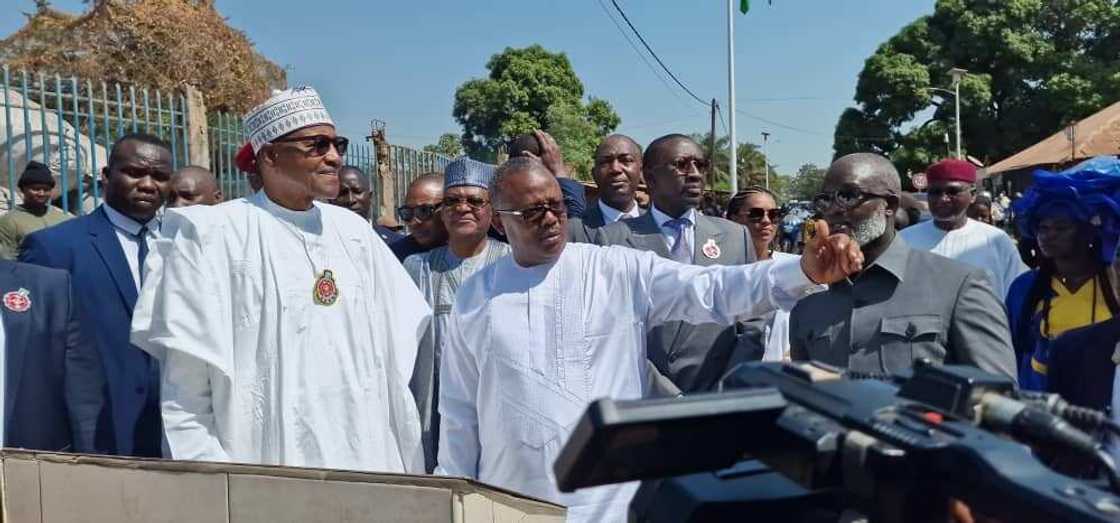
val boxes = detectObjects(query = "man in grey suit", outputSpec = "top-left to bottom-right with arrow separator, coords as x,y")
789,153 -> 1016,379
570,134 -> 646,242
589,134 -> 758,392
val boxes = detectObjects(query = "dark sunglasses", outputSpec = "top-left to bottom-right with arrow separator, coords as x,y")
745,208 -> 782,222
397,203 -> 442,222
927,185 -> 974,198
813,188 -> 894,212
495,202 -> 567,223
272,135 -> 350,157
668,157 -> 711,173
443,196 -> 491,211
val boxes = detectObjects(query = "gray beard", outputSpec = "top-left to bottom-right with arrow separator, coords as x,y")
850,212 -> 888,246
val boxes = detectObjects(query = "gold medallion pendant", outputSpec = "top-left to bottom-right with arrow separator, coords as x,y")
313,270 -> 339,306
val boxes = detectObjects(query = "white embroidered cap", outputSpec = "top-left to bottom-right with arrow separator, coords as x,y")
243,86 -> 334,153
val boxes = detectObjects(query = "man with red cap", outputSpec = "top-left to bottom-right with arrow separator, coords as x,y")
901,158 -> 1027,298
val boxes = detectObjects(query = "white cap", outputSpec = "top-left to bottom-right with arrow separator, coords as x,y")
243,86 -> 334,153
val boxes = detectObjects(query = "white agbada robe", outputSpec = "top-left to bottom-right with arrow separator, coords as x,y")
900,218 -> 1028,298
131,190 -> 430,473
437,243 -> 818,522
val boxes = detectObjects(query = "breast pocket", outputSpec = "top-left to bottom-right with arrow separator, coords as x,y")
877,315 -> 945,374
801,324 -> 842,366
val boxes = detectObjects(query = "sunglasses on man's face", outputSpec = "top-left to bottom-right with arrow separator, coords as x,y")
744,208 -> 782,222
494,202 -> 567,223
272,135 -> 350,157
397,203 -> 442,222
666,157 -> 711,174
812,188 -> 893,212
927,185 -> 974,199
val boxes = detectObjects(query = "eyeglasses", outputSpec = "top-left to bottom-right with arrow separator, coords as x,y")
272,135 -> 350,157
443,196 -> 490,211
495,202 -> 567,223
812,188 -> 894,212
744,208 -> 782,222
927,185 -> 974,199
667,157 -> 711,173
396,203 -> 442,222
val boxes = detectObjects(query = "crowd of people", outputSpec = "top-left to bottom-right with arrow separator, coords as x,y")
2,85 -> 1118,522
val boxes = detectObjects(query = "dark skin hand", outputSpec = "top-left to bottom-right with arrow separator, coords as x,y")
520,130 -> 571,179
102,139 -> 172,223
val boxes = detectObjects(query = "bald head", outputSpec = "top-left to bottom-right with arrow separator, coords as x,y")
492,157 -> 556,209
825,153 -> 901,195
407,173 -> 444,197
168,166 -> 221,208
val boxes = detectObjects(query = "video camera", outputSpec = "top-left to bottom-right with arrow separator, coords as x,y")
553,360 -> 1120,522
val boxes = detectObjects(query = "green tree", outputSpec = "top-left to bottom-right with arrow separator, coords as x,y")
422,133 -> 464,157
833,0 -> 1120,174
691,132 -> 781,196
452,45 -> 621,172
788,163 -> 827,201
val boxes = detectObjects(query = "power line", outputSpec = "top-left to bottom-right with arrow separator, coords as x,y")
717,106 -> 729,136
594,0 -> 695,110
609,0 -> 708,106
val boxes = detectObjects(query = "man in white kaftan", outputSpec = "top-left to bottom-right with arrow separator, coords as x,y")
131,87 -> 430,473
404,156 -> 509,471
436,158 -> 864,522
900,158 -> 1027,298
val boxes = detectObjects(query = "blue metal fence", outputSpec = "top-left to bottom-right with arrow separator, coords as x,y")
388,144 -> 453,219
0,65 -> 190,215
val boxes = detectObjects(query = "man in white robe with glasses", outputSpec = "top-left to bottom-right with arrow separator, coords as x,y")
131,87 -> 430,473
436,157 -> 864,522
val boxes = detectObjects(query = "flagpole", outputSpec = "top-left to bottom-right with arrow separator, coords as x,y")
727,0 -> 738,195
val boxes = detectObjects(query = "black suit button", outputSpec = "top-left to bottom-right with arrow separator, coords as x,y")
905,324 -> 917,338
135,387 -> 146,394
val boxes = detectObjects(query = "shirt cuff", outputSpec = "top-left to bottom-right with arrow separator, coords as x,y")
770,256 -> 825,300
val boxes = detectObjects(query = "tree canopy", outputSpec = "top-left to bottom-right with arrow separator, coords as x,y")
0,0 -> 285,112
453,45 -> 620,177
422,133 -> 463,158
833,0 -> 1120,174
691,132 -> 786,198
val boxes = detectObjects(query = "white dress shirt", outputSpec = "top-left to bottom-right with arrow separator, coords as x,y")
650,205 -> 698,263
102,204 -> 161,290
437,243 -> 819,522
598,200 -> 640,224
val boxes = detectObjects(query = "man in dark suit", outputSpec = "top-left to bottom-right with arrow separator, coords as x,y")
2,260 -> 108,452
570,134 -> 645,242
21,132 -> 172,457
589,134 -> 757,392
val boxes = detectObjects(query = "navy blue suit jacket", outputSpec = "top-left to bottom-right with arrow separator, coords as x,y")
1,260 -> 109,453
19,206 -> 160,456
1048,317 -> 1120,412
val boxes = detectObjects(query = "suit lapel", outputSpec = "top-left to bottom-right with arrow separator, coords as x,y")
585,204 -> 605,228
90,207 -> 138,310
626,213 -> 670,258
0,264 -> 32,435
692,216 -> 727,267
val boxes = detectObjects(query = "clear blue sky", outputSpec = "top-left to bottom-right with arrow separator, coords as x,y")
2,0 -> 935,175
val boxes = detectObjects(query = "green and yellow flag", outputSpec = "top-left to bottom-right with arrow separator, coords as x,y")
740,0 -> 749,14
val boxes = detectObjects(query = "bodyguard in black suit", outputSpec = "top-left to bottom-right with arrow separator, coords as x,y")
21,133 -> 172,457
569,134 -> 645,243
1,260 -> 108,452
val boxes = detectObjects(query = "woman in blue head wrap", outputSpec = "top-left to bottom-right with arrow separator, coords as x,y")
1006,157 -> 1120,391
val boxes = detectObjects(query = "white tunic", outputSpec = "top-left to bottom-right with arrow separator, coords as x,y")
131,190 -> 430,473
437,243 -> 817,522
900,218 -> 1028,298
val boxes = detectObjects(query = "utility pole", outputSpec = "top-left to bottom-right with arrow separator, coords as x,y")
709,99 -> 718,189
369,119 -> 393,225
761,131 -> 770,190
727,0 -> 738,194
949,67 -> 967,159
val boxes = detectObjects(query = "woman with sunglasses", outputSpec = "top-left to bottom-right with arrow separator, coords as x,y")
727,187 -> 794,362
1006,157 -> 1120,391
